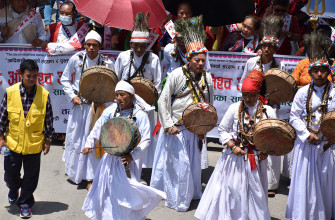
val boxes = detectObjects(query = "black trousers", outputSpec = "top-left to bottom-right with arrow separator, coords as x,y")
4,151 -> 41,208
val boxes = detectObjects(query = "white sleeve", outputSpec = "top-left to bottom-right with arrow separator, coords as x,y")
218,104 -> 236,145
130,111 -> 151,160
35,13 -> 47,41
158,73 -> 175,129
239,59 -> 252,89
152,55 -> 162,94
114,55 -> 123,80
289,90 -> 310,142
60,57 -> 77,103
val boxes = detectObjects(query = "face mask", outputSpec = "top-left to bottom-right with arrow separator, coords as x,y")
241,32 -> 254,40
59,16 -> 73,25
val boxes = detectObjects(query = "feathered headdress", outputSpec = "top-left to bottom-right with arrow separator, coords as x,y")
174,15 -> 207,58
304,32 -> 332,70
131,12 -> 150,43
260,15 -> 284,48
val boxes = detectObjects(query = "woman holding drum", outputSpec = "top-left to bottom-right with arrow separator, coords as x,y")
286,32 -> 335,220
195,69 -> 276,220
81,81 -> 165,220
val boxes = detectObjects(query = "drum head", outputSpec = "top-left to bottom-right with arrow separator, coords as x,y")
100,117 -> 139,156
320,111 -> 335,141
265,68 -> 297,103
131,77 -> 158,105
79,66 -> 118,103
253,119 -> 296,156
183,103 -> 218,135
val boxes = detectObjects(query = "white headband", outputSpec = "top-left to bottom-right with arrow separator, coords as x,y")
85,30 -> 102,44
130,31 -> 149,43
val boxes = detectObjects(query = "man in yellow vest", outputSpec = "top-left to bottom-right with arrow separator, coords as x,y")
0,59 -> 54,219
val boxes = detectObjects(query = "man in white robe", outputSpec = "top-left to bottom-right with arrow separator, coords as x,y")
286,32 -> 335,220
82,81 -> 165,220
151,16 -> 214,211
114,13 -> 162,169
61,30 -> 114,185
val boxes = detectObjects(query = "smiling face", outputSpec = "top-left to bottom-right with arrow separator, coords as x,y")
309,65 -> 330,87
241,18 -> 256,39
116,91 -> 134,110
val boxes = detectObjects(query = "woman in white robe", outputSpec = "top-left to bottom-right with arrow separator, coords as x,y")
195,68 -> 275,220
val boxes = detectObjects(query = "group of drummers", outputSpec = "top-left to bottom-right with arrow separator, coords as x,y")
1,7 -> 334,219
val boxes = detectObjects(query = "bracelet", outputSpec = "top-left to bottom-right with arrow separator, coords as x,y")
231,145 -> 238,153
229,144 -> 236,150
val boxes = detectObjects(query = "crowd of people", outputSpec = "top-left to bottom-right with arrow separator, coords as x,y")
0,0 -> 335,219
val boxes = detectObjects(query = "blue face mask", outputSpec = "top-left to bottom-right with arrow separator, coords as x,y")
59,16 -> 73,25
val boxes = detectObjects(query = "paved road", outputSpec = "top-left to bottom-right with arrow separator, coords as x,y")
0,142 -> 290,219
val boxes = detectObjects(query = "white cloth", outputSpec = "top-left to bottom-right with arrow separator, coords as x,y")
115,49 -> 162,94
162,43 -> 211,78
150,67 -> 213,211
283,150 -> 294,178
239,56 -> 286,89
61,51 -> 115,184
84,103 -> 151,181
85,30 -> 102,43
267,155 -> 281,190
0,6 -> 47,43
115,49 -> 162,168
82,153 -> 166,220
54,22 -> 77,43
286,82 -> 335,220
194,101 -> 275,220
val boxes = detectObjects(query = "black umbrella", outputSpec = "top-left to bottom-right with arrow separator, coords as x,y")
163,0 -> 255,27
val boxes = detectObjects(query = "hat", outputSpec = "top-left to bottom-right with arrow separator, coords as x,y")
175,15 -> 208,58
85,30 -> 102,44
260,15 -> 284,48
130,12 -> 150,43
242,69 -> 264,93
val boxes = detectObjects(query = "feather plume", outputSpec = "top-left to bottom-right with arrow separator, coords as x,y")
174,15 -> 206,46
262,15 -> 284,38
133,12 -> 150,32
304,31 -> 332,62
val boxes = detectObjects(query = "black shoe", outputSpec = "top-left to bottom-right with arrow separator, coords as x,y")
8,190 -> 18,204
20,208 -> 32,219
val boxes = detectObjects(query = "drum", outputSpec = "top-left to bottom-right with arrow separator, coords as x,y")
182,102 -> 218,135
130,77 -> 158,105
265,68 -> 297,103
320,110 -> 335,141
79,66 -> 118,103
99,116 -> 140,156
253,119 -> 296,156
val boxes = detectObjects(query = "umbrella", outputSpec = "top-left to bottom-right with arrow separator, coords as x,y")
301,0 -> 335,19
72,0 -> 168,30
0,0 -> 49,9
162,0 -> 255,27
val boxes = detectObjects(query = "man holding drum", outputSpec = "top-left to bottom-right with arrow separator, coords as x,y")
81,80 -> 165,220
114,12 -> 162,169
150,16 -> 214,212
61,30 -> 115,187
195,69 -> 276,220
286,32 -> 335,220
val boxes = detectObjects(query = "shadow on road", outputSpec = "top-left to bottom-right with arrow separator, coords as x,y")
5,201 -> 68,215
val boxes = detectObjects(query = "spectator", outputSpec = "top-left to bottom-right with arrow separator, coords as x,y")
44,0 -> 63,32
0,0 -> 47,46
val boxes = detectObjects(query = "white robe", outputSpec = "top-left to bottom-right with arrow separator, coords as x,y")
195,101 -> 276,220
84,103 -> 151,181
115,49 -> 162,168
61,51 -> 115,184
240,55 -> 286,191
151,67 -> 213,211
82,104 -> 166,219
162,43 -> 211,77
286,82 -> 335,220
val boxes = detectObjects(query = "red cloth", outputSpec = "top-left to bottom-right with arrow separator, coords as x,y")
49,21 -> 85,43
277,16 -> 301,55
241,69 -> 264,93
246,144 -> 257,170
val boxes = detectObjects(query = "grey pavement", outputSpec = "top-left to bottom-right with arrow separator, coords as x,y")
0,142 -> 290,220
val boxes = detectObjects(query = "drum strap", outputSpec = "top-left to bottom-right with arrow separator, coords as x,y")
128,51 -> 150,81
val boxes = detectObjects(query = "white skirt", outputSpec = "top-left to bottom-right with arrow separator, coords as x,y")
63,104 -> 97,184
82,153 -> 166,220
286,139 -> 335,220
195,149 -> 270,220
142,110 -> 156,168
267,155 -> 281,190
283,150 -> 294,178
150,126 -> 202,212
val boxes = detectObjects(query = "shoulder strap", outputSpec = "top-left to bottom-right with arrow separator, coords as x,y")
128,51 -> 151,81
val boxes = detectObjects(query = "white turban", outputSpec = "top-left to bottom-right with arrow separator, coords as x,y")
115,80 -> 154,112
85,30 -> 102,44
130,31 -> 150,43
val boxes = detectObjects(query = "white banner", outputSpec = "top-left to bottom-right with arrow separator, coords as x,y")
0,45 -> 304,137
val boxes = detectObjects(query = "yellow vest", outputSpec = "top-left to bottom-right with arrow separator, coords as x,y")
5,83 -> 49,155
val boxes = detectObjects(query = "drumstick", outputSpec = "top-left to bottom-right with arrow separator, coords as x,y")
77,146 -> 118,154
265,89 -> 278,98
179,124 -> 217,132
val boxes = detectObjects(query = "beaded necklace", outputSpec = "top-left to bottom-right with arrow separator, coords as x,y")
305,82 -> 331,133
